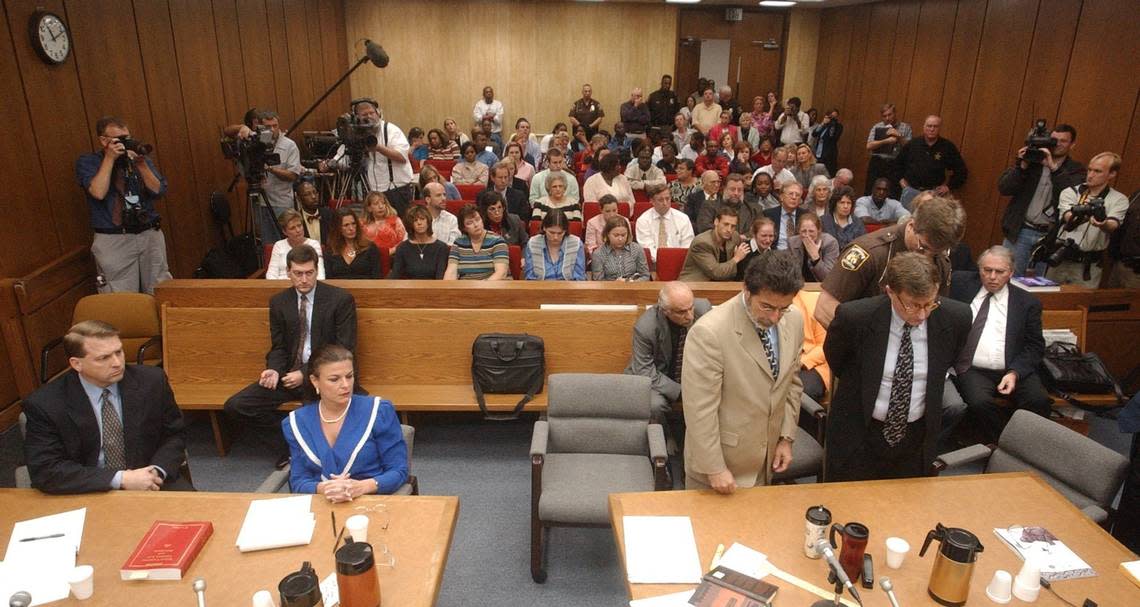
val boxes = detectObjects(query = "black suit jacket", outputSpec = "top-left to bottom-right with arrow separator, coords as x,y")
823,295 -> 971,481
484,185 -> 532,222
949,271 -> 1045,379
301,207 -> 335,245
763,206 -> 809,249
22,366 -> 186,494
685,190 -> 720,226
267,282 -> 357,376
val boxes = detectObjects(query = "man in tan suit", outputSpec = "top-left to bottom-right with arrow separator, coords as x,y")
682,250 -> 805,492
677,207 -> 750,282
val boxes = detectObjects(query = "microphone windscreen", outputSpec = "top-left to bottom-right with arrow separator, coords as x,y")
365,40 -> 389,68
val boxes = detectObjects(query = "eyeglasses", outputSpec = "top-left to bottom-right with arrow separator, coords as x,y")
756,302 -> 792,316
895,296 -> 941,314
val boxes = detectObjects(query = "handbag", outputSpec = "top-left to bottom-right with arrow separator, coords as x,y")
1040,342 -> 1124,408
471,333 -> 545,420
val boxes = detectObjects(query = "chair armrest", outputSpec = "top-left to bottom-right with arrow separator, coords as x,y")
256,467 -> 291,493
39,336 -> 65,384
932,444 -> 994,473
530,420 -> 549,458
1080,504 -> 1109,525
137,335 -> 163,366
15,466 -> 31,489
800,394 -> 826,419
647,424 -> 667,461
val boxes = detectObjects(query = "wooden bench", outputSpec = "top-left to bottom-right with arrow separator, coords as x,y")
163,306 -> 640,454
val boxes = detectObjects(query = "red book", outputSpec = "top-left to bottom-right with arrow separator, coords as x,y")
120,521 -> 213,580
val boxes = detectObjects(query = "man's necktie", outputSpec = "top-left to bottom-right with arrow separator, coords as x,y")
657,215 -> 669,248
292,294 -> 309,372
955,292 -> 993,375
671,327 -> 687,382
883,324 -> 913,447
758,328 -> 779,380
101,388 -> 126,470
784,214 -> 795,244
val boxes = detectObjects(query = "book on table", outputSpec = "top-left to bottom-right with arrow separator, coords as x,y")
688,566 -> 778,607
120,521 -> 213,580
1011,276 -> 1061,292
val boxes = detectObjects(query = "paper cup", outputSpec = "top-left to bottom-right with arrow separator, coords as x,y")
985,570 -> 1013,604
1012,559 -> 1041,602
252,589 -> 276,607
68,564 -> 94,600
346,514 -> 369,542
884,537 -> 910,569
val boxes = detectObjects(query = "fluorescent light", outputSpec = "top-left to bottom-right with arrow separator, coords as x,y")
759,1 -> 796,7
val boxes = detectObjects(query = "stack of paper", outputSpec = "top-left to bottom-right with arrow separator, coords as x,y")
0,508 -> 87,605
623,516 -> 703,584
236,495 -> 316,552
1042,329 -> 1078,347
993,527 -> 1095,581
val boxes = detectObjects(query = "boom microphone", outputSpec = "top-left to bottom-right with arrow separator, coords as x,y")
814,539 -> 863,605
364,39 -> 389,68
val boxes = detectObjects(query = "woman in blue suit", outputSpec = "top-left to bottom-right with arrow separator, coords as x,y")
282,345 -> 407,499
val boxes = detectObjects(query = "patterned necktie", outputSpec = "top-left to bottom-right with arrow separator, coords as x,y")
883,324 -> 914,446
758,328 -> 779,380
292,293 -> 309,371
784,213 -> 795,248
657,215 -> 669,248
101,388 -> 126,470
955,292 -> 993,375
671,327 -> 687,382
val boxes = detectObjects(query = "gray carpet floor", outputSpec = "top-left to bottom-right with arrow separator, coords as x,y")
0,408 -> 1132,607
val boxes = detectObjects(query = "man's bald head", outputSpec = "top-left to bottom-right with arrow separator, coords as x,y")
658,282 -> 696,327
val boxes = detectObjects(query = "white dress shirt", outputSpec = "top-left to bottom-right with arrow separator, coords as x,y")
971,285 -> 1009,371
752,165 -> 796,188
635,208 -> 694,261
472,99 -> 504,133
872,308 -> 929,422
431,210 -> 461,246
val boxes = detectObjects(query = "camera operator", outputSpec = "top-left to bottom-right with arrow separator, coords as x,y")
1108,189 -> 1140,288
75,116 -> 171,295
324,97 -> 413,216
1045,152 -> 1128,287
997,123 -> 1084,276
223,109 -> 301,243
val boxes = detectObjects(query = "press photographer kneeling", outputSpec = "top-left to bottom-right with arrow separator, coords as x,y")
75,116 -> 171,294
1038,152 -> 1128,287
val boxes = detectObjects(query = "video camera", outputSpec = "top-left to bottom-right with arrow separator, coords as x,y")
220,125 -> 281,187
335,112 -> 379,169
1023,119 -> 1057,164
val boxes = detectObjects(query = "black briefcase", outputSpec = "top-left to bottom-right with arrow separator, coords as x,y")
471,333 -> 545,420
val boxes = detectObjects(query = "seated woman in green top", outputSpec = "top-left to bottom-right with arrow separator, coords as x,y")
444,204 -> 510,280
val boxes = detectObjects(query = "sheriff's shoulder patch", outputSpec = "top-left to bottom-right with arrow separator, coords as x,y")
840,245 -> 870,271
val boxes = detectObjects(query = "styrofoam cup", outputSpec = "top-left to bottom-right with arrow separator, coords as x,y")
1012,559 -> 1041,602
68,565 -> 94,600
252,589 -> 276,607
884,537 -> 910,569
346,514 -> 369,542
985,569 -> 1013,604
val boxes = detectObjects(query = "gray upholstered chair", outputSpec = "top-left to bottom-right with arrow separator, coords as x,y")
257,424 -> 418,495
934,410 -> 1129,525
529,373 -> 668,583
772,395 -> 826,484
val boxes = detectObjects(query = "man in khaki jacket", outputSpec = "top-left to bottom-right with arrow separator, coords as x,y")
682,251 -> 805,492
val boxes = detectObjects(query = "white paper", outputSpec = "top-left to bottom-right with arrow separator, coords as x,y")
0,539 -> 76,605
993,527 -> 1095,581
629,589 -> 695,607
5,508 -> 86,556
716,543 -> 769,579
319,572 -> 340,607
236,495 -> 316,552
623,516 -> 703,584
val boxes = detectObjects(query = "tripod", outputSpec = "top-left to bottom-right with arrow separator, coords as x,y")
331,153 -> 372,204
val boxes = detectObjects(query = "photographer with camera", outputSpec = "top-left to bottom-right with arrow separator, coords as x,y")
1044,152 -> 1128,287
76,116 -> 171,294
222,109 -> 300,244
323,97 -> 413,216
997,122 -> 1084,276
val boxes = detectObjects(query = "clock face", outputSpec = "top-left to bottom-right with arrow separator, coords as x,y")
34,12 -> 70,64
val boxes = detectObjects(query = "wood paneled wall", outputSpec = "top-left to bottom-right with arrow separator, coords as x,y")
674,7 -> 788,110
0,0 -> 349,279
812,0 -> 1140,255
345,0 -> 678,138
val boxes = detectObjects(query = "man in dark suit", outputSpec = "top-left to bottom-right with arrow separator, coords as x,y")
486,160 -> 531,221
824,252 -> 971,481
685,170 -> 722,227
224,244 -> 357,467
949,246 -> 1051,443
23,320 -> 189,494
763,181 -> 808,250
297,179 -> 334,245
624,281 -> 712,419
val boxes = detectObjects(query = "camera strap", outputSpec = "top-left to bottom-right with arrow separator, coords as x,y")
381,120 -> 395,190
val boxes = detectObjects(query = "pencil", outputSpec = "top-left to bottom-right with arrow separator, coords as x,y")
331,511 -> 337,539
709,543 -> 725,572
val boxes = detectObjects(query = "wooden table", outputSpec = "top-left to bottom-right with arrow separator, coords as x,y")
0,489 -> 458,606
610,473 -> 1139,605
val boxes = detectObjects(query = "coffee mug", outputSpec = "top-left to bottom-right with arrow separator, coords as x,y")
829,522 -> 870,582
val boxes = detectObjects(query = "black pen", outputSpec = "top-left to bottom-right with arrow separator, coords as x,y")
20,533 -> 64,542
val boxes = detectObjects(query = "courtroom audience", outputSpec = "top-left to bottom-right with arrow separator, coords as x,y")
390,205 -> 450,280
584,195 -> 630,255
791,143 -> 830,189
325,208 -> 381,280
505,142 -> 535,188
656,141 -> 678,175
747,171 -> 779,210
672,113 -> 695,156
418,163 -> 462,201
445,204 -> 510,280
737,217 -> 777,280
669,158 -> 700,208
624,146 -> 667,192
427,128 -> 459,160
729,141 -> 756,178
678,206 -> 748,282
361,191 -> 406,255
266,209 -> 325,280
795,289 -> 831,403
283,345 -> 408,496
452,141 -> 490,185
637,183 -> 694,262
533,172 -> 583,222
442,117 -> 469,147
479,190 -> 529,246
524,210 -> 586,281
694,136 -> 729,180
821,186 -> 866,250
806,174 -> 833,218
787,212 -> 840,282
591,216 -> 650,281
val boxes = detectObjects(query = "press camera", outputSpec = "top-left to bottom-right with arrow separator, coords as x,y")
1023,119 -> 1057,164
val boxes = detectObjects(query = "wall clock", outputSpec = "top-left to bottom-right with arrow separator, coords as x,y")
30,10 -> 71,65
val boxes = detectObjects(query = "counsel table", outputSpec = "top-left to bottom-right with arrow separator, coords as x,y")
610,473 -> 1139,605
0,489 -> 458,606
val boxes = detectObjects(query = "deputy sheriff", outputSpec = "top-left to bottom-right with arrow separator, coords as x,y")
814,195 -> 966,329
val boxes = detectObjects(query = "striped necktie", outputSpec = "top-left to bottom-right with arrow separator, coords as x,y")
101,388 -> 126,470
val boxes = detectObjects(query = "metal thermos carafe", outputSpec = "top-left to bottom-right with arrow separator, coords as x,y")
919,523 -> 984,606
